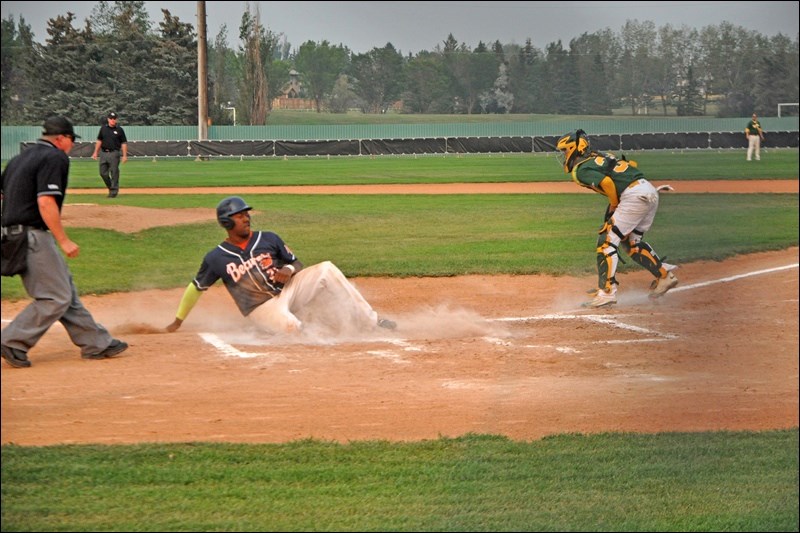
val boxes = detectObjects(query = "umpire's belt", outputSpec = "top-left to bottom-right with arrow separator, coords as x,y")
101,148 -> 118,152
1,224 -> 46,236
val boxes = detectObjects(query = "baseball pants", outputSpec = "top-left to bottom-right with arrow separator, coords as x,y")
747,135 -> 761,161
248,261 -> 379,334
99,151 -> 122,194
1,229 -> 114,355
612,179 -> 659,238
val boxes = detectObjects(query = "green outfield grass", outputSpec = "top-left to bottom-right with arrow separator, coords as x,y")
2,430 -> 797,532
61,148 -> 799,188
0,193 -> 797,300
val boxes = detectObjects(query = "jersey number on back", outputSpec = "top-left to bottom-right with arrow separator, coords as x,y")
594,156 -> 630,173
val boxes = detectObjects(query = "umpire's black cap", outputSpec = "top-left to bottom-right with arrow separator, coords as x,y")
42,116 -> 81,139
108,112 -> 118,119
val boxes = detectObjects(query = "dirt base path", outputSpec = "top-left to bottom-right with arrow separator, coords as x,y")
67,179 -> 799,196
2,181 -> 798,445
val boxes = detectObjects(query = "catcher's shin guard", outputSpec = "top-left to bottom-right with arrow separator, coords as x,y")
596,243 -> 619,292
627,240 -> 665,278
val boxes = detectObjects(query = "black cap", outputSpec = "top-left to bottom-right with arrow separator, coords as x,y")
42,116 -> 81,139
108,112 -> 118,119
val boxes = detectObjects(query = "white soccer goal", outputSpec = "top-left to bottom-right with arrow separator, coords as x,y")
777,103 -> 799,117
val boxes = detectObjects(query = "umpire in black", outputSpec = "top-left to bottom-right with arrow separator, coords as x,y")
1,116 -> 128,368
91,111 -> 128,198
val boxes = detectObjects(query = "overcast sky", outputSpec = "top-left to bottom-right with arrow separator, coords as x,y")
2,1 -> 798,54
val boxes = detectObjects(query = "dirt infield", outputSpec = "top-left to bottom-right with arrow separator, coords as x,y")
66,179 -> 800,197
2,181 -> 798,445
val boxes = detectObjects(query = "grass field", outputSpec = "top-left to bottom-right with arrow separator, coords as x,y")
1,150 -> 798,532
0,193 -> 797,300
62,148 -> 800,188
2,431 -> 797,532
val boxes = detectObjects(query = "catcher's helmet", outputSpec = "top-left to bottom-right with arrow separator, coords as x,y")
216,196 -> 252,230
556,129 -> 590,173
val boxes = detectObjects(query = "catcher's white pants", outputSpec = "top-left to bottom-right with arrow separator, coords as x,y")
248,261 -> 378,334
747,135 -> 761,161
601,179 -> 661,287
611,179 -> 659,239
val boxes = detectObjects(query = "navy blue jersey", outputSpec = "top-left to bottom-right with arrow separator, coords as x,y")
192,231 -> 298,316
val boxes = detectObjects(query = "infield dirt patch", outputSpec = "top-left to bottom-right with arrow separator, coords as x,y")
2,181 -> 798,445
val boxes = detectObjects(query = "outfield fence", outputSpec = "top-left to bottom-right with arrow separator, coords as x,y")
3,117 -> 799,160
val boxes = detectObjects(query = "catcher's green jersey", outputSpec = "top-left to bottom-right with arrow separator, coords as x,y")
570,152 -> 646,208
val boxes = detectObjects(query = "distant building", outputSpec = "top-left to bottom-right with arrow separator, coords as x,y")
271,69 -> 316,111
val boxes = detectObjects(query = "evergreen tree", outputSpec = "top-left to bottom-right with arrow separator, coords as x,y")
1,15 -> 39,124
25,12 -> 101,123
507,38 -> 541,114
146,9 -> 197,125
676,64 -> 703,116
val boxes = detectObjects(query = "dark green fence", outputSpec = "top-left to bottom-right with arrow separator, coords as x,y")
4,117 -> 799,160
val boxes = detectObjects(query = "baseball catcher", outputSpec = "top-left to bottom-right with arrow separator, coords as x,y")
556,130 -> 678,308
165,196 -> 396,335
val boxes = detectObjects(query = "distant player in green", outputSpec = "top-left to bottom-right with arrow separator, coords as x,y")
745,113 -> 765,161
556,129 -> 678,308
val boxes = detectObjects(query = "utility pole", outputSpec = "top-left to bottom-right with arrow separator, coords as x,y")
197,1 -> 208,140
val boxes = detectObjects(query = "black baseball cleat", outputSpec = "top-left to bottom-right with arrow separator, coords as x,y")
377,318 -> 397,330
1,344 -> 32,368
82,339 -> 129,360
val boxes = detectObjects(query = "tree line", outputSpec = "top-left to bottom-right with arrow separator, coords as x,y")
1,1 -> 798,126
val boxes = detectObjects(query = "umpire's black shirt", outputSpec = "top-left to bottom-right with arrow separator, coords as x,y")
1,140 -> 68,229
96,123 -> 128,151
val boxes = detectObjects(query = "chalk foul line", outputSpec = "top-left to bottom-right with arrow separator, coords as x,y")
671,263 -> 798,292
198,262 -> 798,357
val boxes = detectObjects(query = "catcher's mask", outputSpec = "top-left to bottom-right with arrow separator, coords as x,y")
556,129 -> 590,173
216,196 -> 252,230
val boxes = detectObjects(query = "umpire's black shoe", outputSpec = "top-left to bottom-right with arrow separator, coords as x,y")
82,339 -> 129,360
1,344 -> 32,368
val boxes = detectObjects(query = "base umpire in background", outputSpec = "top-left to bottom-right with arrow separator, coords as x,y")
91,111 -> 128,198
